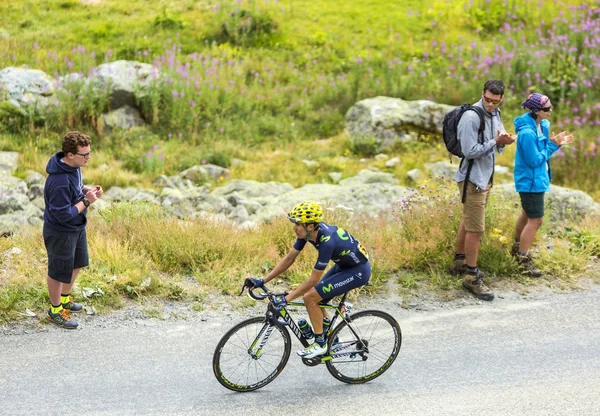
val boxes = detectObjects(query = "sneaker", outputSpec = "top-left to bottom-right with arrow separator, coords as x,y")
62,295 -> 83,313
46,309 -> 78,329
516,254 -> 542,278
510,242 -> 520,257
297,342 -> 327,358
462,273 -> 495,301
448,258 -> 467,276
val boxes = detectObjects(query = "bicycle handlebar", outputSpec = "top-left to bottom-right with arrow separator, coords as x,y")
239,279 -> 287,301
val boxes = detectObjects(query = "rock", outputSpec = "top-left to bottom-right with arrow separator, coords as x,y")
302,159 -> 319,169
328,172 -> 342,183
425,161 -> 457,179
212,180 -> 294,203
385,157 -> 401,168
0,29 -> 9,39
154,175 -> 177,189
6,247 -> 22,256
345,96 -> 454,150
407,168 -> 426,182
338,169 -> 398,186
0,67 -> 56,108
495,183 -> 600,220
203,164 -> 229,178
374,153 -> 389,161
228,205 -> 250,222
0,186 -> 43,235
0,152 -> 19,175
103,187 -> 160,204
180,166 -> 209,182
25,171 -> 45,186
253,182 -> 411,223
91,60 -> 159,109
27,184 -> 44,201
0,175 -> 27,194
101,105 -> 146,134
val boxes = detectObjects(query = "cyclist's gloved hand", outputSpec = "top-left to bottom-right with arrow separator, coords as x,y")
246,277 -> 264,289
272,295 -> 287,309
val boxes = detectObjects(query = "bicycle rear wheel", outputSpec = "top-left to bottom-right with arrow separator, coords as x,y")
213,316 -> 291,392
326,310 -> 401,384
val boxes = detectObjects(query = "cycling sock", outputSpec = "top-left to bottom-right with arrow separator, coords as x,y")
322,317 -> 331,335
454,253 -> 466,260
315,333 -> 326,347
60,293 -> 70,304
50,304 -> 63,314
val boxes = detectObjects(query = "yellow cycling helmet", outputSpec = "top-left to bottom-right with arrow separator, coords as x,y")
287,200 -> 323,224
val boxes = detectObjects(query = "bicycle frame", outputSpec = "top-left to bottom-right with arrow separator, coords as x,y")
246,287 -> 364,362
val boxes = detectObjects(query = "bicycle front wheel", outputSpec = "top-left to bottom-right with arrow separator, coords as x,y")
326,310 -> 401,384
213,316 -> 292,392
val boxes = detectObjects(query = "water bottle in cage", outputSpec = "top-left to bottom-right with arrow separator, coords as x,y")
298,318 -> 314,339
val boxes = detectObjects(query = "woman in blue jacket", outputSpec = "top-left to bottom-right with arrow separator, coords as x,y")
512,93 -> 572,276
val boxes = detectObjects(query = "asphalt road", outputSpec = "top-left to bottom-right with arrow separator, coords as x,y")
1,287 -> 599,416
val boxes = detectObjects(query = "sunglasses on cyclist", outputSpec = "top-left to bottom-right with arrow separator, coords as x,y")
482,95 -> 503,105
540,106 -> 552,112
75,151 -> 92,158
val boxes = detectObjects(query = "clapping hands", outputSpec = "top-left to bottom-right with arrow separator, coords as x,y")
550,131 -> 574,146
495,130 -> 516,146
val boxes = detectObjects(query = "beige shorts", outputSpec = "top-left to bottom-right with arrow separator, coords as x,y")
458,181 -> 491,233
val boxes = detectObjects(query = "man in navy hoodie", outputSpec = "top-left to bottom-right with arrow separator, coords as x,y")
43,131 -> 103,329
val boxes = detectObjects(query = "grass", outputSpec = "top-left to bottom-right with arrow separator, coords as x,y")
1,0 -> 600,322
1,180 -> 598,323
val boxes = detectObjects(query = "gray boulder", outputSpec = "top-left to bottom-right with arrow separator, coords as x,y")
180,166 -> 209,183
101,105 -> 146,134
25,171 -> 46,186
425,161 -> 457,179
0,152 -> 19,175
495,183 -> 600,220
407,169 -> 426,182
92,60 -> 159,109
345,96 -> 454,149
0,67 -> 56,108
338,169 -> 398,186
104,187 -> 160,204
212,180 -> 294,204
0,175 -> 27,194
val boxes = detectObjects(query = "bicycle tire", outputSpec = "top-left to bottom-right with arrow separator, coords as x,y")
213,316 -> 291,392
325,310 -> 401,384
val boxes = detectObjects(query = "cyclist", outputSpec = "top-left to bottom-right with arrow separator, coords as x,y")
246,200 -> 371,359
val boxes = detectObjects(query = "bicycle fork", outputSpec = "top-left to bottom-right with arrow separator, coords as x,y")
248,322 -> 275,359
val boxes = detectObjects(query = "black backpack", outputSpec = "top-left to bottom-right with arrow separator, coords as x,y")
441,104 -> 486,203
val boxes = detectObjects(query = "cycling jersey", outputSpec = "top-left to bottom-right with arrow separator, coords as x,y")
293,222 -> 369,271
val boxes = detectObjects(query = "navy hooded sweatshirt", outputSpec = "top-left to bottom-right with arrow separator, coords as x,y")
43,152 -> 87,232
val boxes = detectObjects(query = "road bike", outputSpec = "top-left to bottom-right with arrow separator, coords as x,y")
212,281 -> 402,392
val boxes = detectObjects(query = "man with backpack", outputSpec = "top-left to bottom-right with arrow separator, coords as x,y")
447,79 -> 515,301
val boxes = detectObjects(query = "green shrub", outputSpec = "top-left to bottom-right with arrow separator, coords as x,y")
213,10 -> 279,47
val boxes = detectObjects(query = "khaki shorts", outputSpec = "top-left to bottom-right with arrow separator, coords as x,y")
457,181 -> 491,233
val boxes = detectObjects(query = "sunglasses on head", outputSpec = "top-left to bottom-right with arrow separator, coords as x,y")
540,106 -> 552,112
482,96 -> 502,105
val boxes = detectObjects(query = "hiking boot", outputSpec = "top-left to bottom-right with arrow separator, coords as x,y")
510,242 -> 520,257
297,342 -> 327,359
448,258 -> 467,276
462,273 -> 495,301
46,309 -> 78,329
62,295 -> 83,313
516,254 -> 542,278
